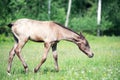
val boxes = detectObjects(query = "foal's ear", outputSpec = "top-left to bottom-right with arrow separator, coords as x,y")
79,32 -> 85,39
79,32 -> 83,36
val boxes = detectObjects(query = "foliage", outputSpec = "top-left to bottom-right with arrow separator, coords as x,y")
69,16 -> 112,35
51,2 -> 66,24
0,34 -> 13,43
70,16 -> 97,32
102,0 -> 120,35
0,0 -> 120,36
0,36 -> 120,80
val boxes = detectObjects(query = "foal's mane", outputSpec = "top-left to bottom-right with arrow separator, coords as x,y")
54,22 -> 80,36
54,22 -> 86,40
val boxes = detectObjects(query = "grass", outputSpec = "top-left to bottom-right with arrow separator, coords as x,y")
0,36 -> 120,80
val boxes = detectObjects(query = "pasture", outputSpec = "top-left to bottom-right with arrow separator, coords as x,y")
0,36 -> 120,80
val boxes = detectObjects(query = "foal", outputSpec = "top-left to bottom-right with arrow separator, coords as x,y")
7,18 -> 94,74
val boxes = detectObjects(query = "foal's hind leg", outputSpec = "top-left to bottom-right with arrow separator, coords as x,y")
52,43 -> 59,71
7,43 -> 17,74
15,39 -> 28,73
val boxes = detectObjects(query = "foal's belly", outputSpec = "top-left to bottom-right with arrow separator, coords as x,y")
29,34 -> 44,42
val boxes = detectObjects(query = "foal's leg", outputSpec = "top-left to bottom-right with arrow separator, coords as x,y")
15,40 -> 28,72
7,43 -> 17,74
34,42 -> 51,73
52,43 -> 59,71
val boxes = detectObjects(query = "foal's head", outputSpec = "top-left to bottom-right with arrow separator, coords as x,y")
75,33 -> 94,58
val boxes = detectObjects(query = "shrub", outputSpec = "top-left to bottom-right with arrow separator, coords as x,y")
69,15 -> 113,35
0,34 -> 13,43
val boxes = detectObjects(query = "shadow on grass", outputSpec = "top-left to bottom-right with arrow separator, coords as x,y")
11,67 -> 60,75
11,69 -> 28,75
40,67 -> 59,74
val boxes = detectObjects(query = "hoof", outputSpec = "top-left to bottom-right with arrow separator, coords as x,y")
55,67 -> 59,72
55,69 -> 59,72
56,69 -> 59,72
7,72 -> 11,76
25,67 -> 29,73
34,68 -> 38,73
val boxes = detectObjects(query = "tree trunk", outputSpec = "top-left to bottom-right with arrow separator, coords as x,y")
97,0 -> 102,36
65,0 -> 72,27
48,0 -> 51,20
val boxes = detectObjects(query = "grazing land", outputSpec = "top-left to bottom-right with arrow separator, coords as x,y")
0,36 -> 120,80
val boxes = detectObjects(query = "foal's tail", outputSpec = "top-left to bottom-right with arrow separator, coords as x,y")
7,23 -> 14,28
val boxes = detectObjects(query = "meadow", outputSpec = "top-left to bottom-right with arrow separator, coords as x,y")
0,35 -> 120,80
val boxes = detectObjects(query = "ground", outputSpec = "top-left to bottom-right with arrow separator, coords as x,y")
0,36 -> 120,80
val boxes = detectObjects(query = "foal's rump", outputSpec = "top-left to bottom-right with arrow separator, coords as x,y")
8,18 -> 61,42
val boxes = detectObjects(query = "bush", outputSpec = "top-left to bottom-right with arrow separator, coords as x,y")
0,34 -> 13,43
69,15 -> 113,35
51,7 -> 66,24
70,16 -> 96,30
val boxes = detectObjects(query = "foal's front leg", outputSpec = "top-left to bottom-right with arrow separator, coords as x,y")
34,42 -> 51,73
52,43 -> 59,71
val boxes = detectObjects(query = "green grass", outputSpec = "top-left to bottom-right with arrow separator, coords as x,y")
0,36 -> 120,80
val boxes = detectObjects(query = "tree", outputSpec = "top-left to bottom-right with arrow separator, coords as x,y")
0,0 -> 11,35
0,0 -> 119,36
97,0 -> 102,36
102,0 -> 120,35
65,0 -> 72,27
48,0 -> 51,20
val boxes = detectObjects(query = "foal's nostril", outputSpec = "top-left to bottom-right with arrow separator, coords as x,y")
92,53 -> 94,57
89,53 -> 94,58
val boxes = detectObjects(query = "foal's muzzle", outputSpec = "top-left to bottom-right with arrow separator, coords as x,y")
88,53 -> 94,58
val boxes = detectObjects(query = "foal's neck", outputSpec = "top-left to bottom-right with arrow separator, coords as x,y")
62,30 -> 80,43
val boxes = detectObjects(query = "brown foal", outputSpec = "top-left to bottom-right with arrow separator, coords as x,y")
7,18 -> 94,74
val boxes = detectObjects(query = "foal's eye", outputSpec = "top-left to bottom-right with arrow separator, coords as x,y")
85,44 -> 88,47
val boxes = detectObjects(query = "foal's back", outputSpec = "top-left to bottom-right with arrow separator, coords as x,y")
12,18 -> 72,42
